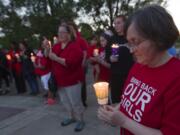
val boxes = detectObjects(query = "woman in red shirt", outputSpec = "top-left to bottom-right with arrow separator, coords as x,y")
48,24 -> 85,132
98,5 -> 180,135
34,40 -> 53,104
95,33 -> 111,82
8,41 -> 26,94
87,35 -> 101,82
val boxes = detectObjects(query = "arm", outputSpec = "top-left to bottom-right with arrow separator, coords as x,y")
98,105 -> 162,135
79,37 -> 88,67
82,50 -> 87,67
96,57 -> 110,68
124,116 -> 162,135
33,62 -> 46,69
48,50 -> 66,67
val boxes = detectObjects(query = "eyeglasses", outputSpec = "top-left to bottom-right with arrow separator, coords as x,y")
58,31 -> 68,35
127,39 -> 148,51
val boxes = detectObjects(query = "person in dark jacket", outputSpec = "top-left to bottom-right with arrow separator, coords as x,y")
105,15 -> 134,104
19,41 -> 39,95
0,46 -> 11,95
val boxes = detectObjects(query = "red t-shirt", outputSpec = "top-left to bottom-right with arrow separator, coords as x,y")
120,57 -> 180,135
98,47 -> 110,82
35,49 -> 51,76
87,44 -> 97,58
51,41 -> 83,87
7,50 -> 22,75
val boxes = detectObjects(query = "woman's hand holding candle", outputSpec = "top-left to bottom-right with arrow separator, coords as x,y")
30,53 -> 36,63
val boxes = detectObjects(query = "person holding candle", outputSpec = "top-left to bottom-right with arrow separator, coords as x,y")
105,15 -> 134,104
8,41 -> 26,94
48,24 -> 85,132
19,41 -> 39,95
94,32 -> 111,82
0,46 -> 11,95
34,39 -> 55,105
67,21 -> 89,108
88,35 -> 101,82
98,5 -> 180,135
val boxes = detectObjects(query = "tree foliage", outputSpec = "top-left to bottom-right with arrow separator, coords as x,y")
0,0 -> 167,48
0,0 -> 78,48
78,0 -> 166,30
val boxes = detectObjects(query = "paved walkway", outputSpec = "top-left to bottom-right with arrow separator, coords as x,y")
0,67 -> 120,135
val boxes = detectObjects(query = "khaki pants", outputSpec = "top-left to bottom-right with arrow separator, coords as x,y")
58,82 -> 84,120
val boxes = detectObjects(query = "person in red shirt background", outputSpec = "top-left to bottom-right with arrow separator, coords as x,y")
98,5 -> 180,135
0,45 -> 11,95
48,24 -> 85,132
87,35 -> 101,82
7,41 -> 26,94
34,39 -> 53,104
19,41 -> 39,95
94,32 -> 111,82
67,21 -> 89,107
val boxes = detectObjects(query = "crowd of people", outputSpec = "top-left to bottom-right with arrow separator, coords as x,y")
0,4 -> 180,135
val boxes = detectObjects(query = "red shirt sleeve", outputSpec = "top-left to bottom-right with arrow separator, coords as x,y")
161,76 -> 180,135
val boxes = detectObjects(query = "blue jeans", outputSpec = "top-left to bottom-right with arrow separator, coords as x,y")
26,74 -> 39,94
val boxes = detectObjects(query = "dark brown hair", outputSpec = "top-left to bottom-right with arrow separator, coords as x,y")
124,5 -> 179,51
59,24 -> 76,41
114,15 -> 127,22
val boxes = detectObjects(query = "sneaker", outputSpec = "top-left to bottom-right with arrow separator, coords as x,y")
29,92 -> 38,96
1,90 -> 9,95
74,121 -> 85,132
4,90 -> 10,94
0,90 -> 3,95
83,102 -> 88,108
61,118 -> 76,126
47,98 -> 56,105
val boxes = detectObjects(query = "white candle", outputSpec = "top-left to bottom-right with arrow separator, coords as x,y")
93,49 -> 99,57
30,53 -> 36,62
111,44 -> 119,49
15,53 -> 20,59
6,54 -> 11,60
53,36 -> 58,44
93,82 -> 109,105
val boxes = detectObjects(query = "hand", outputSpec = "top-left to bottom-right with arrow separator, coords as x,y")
95,56 -> 101,63
98,105 -> 127,127
110,55 -> 118,62
43,38 -> 49,48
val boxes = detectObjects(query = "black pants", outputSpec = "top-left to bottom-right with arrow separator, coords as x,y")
110,74 -> 127,104
0,73 -> 10,88
81,80 -> 87,106
12,71 -> 26,94
81,66 -> 87,106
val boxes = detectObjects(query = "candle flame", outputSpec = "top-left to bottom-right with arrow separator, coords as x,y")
15,53 -> 19,57
111,44 -> 119,48
93,49 -> 99,56
6,54 -> 11,60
